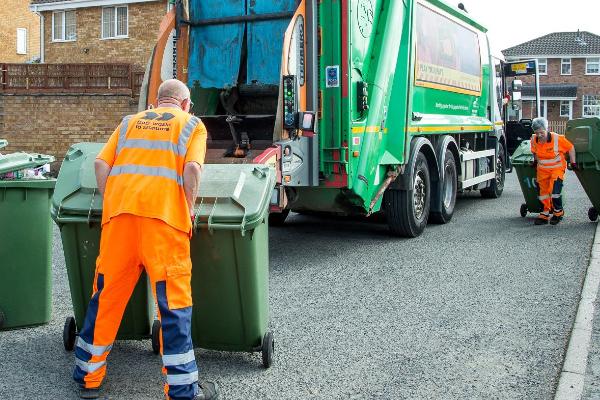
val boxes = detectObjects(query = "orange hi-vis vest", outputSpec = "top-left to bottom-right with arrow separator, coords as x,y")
102,108 -> 202,233
530,132 -> 568,171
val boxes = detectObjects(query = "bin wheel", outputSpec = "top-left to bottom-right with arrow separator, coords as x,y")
520,204 -> 528,218
63,316 -> 77,351
261,331 -> 274,368
0,309 -> 5,330
151,320 -> 161,355
589,207 -> 599,222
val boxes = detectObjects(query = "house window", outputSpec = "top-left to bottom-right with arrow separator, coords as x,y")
560,100 -> 571,118
16,28 -> 27,54
561,58 -> 571,75
586,58 -> 600,75
537,58 -> 547,75
102,6 -> 128,39
52,10 -> 76,42
583,95 -> 600,116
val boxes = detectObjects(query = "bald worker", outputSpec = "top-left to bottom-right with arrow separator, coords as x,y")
73,79 -> 219,400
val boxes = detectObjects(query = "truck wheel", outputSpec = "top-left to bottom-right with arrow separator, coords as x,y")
268,209 -> 289,226
384,152 -> 431,237
481,142 -> 506,199
430,149 -> 457,224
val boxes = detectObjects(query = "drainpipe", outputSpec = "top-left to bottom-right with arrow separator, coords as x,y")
31,5 -> 44,63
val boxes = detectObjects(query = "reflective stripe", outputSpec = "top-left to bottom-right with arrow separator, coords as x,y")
552,132 -> 558,155
539,163 -> 562,169
177,117 -> 200,150
162,350 -> 196,367
75,359 -> 106,373
538,156 -> 562,165
167,371 -> 198,386
552,194 -> 562,198
116,115 -> 132,155
110,164 -> 183,186
538,195 -> 550,201
76,337 -> 112,356
120,139 -> 187,156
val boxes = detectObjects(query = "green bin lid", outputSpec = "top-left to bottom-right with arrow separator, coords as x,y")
510,140 -> 534,165
0,151 -> 55,174
194,164 -> 275,233
52,143 -> 105,222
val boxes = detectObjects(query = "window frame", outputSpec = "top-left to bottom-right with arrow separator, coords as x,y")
16,28 -> 27,55
51,10 -> 76,42
561,58 -> 571,75
560,100 -> 572,118
537,58 -> 547,75
583,95 -> 600,117
586,57 -> 600,75
101,5 -> 129,40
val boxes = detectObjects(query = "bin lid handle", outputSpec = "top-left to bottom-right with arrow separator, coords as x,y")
87,188 -> 97,226
206,197 -> 248,236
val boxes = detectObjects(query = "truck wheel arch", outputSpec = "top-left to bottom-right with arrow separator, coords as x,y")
390,137 -> 438,191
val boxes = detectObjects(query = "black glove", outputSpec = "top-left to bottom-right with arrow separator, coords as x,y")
569,162 -> 580,171
532,160 -> 538,168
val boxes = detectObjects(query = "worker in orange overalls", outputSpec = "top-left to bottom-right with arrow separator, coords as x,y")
73,79 -> 219,400
530,117 -> 578,225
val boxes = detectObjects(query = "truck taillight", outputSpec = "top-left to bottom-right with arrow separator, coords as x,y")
283,75 -> 298,131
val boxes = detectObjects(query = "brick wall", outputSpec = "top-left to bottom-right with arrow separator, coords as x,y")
515,58 -> 600,120
0,93 -> 138,170
0,0 -> 40,62
42,0 -> 166,71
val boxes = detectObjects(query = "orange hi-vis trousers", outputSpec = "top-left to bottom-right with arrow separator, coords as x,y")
537,168 -> 565,220
73,213 -> 200,400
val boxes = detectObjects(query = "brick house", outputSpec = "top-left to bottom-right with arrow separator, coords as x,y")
502,31 -> 600,124
0,0 -> 41,62
29,0 -> 170,70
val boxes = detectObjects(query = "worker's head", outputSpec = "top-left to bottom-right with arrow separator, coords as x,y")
157,79 -> 193,112
532,117 -> 548,140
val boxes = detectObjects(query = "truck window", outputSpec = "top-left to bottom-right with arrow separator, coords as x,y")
415,3 -> 482,96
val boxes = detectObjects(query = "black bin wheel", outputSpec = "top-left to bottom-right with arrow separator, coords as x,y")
520,204 -> 528,218
63,316 -> 77,351
151,320 -> 161,355
589,207 -> 599,222
0,309 -> 5,330
261,331 -> 274,368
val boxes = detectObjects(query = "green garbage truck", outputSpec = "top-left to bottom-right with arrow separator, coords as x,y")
141,0 -> 507,237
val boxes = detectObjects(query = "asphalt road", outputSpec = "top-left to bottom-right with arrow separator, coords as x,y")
0,170 -> 596,400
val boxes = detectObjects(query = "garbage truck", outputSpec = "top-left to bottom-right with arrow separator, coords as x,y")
140,0 -> 507,237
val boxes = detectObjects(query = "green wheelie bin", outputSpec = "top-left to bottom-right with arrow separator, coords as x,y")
0,145 -> 55,330
51,143 -> 153,351
511,140 -> 558,217
151,164 -> 276,368
565,117 -> 600,221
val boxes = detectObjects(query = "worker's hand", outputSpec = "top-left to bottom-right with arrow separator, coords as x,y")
190,213 -> 196,226
568,162 -> 580,171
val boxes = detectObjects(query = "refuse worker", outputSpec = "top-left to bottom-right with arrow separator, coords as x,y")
73,79 -> 219,400
530,117 -> 578,226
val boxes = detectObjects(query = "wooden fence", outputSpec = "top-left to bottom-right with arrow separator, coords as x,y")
548,120 -> 567,134
0,63 -> 145,96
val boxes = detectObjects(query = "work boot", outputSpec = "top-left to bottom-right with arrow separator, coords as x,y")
550,215 -> 563,225
79,386 -> 100,399
194,381 -> 220,400
534,217 -> 549,225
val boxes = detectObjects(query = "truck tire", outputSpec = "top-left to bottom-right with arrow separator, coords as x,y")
430,149 -> 457,224
384,152 -> 431,237
481,142 -> 506,199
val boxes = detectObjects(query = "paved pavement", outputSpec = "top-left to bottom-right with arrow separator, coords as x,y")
0,170 -> 596,400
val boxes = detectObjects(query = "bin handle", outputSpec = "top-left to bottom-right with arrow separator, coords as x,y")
206,197 -> 248,236
87,188 -> 97,226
